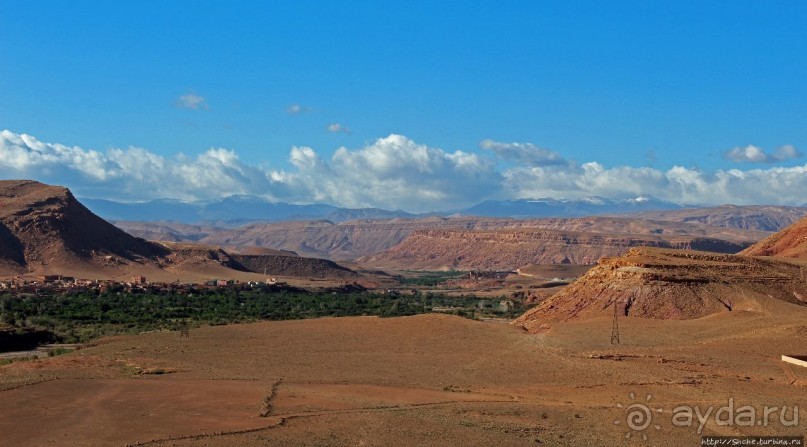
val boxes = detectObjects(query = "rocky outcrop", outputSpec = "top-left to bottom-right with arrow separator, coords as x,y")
512,248 -> 807,331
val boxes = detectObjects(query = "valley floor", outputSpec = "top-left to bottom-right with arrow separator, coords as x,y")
1,311 -> 806,446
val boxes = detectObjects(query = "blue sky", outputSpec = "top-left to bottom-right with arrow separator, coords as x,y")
1,1 -> 806,211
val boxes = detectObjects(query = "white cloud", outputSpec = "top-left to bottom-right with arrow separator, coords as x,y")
327,123 -> 350,133
0,130 -> 273,201
277,135 -> 501,210
502,162 -> 807,206
480,139 -> 567,166
723,144 -> 801,163
0,130 -> 499,211
177,92 -> 208,110
286,104 -> 308,114
331,134 -> 499,207
3,129 -> 807,211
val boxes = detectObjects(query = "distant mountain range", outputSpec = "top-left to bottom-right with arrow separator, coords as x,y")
80,195 -> 417,224
459,196 -> 685,218
81,195 -> 686,224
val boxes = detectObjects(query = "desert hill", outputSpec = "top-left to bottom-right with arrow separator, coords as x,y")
0,180 -> 170,274
361,229 -> 750,271
229,246 -> 299,256
513,247 -> 807,332
231,254 -> 357,279
740,215 -> 807,258
0,181 -> 358,281
154,242 -> 357,279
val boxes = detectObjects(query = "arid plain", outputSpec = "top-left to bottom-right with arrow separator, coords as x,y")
2,308 -> 806,446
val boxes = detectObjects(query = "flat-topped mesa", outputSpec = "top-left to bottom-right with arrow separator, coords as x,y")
512,247 -> 807,332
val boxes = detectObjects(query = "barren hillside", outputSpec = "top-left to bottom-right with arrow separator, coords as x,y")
0,180 -> 170,274
513,247 -> 807,331
740,215 -> 807,258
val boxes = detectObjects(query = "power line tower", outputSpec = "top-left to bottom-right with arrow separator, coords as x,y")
179,321 -> 190,339
178,298 -> 192,340
610,299 -> 620,345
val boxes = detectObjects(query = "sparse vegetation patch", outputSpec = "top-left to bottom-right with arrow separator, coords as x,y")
0,287 -> 527,344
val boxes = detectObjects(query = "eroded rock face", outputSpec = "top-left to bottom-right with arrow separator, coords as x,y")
741,215 -> 807,258
512,248 -> 807,331
361,229 -> 750,271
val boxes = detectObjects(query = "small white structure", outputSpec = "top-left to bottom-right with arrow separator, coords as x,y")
781,355 -> 807,369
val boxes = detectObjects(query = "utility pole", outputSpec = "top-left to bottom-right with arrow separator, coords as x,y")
611,299 -> 620,345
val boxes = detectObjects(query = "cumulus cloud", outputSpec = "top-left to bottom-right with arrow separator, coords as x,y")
269,135 -> 500,210
320,134 -> 500,209
0,130 -> 499,212
480,139 -> 567,166
0,130 -> 272,202
286,104 -> 308,114
327,123 -> 350,134
723,144 -> 801,163
502,162 -> 807,206
3,129 -> 807,212
177,92 -> 208,110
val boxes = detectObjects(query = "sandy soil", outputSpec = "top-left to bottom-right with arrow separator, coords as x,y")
1,312 -> 806,446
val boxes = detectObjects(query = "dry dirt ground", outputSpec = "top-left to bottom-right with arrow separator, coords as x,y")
1,311 -> 806,446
